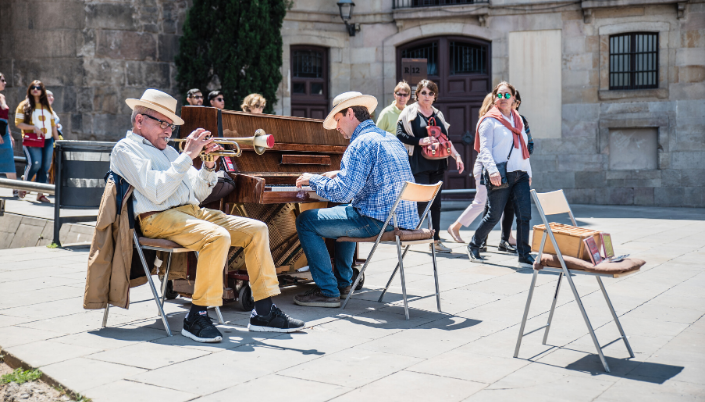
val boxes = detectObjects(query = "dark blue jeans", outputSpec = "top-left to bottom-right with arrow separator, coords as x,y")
470,171 -> 532,257
23,138 -> 54,184
295,205 -> 393,297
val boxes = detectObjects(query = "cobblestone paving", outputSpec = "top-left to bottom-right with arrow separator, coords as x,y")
0,204 -> 703,401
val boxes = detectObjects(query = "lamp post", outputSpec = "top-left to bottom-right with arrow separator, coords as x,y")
337,0 -> 359,36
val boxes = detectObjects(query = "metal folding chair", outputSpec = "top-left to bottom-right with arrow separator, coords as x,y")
514,189 -> 635,372
101,230 -> 224,336
340,181 -> 443,320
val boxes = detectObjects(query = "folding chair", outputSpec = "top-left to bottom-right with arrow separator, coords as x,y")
514,189 -> 636,372
101,230 -> 224,336
340,181 -> 442,320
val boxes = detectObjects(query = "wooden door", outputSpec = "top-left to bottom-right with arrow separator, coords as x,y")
291,46 -> 329,119
398,37 -> 491,200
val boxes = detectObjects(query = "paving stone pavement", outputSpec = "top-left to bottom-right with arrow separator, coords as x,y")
0,204 -> 703,402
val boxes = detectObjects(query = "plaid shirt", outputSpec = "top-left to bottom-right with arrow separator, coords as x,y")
309,119 -> 420,230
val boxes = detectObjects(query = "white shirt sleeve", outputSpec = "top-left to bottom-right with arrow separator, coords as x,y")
189,167 -> 218,202
477,119 -> 498,175
111,143 -> 194,205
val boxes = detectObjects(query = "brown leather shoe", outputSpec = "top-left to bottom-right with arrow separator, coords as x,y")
294,288 -> 340,308
339,285 -> 352,299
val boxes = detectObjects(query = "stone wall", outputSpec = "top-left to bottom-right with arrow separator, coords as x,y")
279,0 -> 705,207
0,0 -> 189,147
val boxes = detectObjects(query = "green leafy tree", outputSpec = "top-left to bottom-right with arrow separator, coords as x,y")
176,0 -> 290,114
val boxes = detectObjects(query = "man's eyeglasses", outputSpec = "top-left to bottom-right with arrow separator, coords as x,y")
190,95 -> 203,99
31,85 -> 42,91
395,92 -> 409,97
419,91 -> 435,97
496,93 -> 512,99
140,113 -> 176,131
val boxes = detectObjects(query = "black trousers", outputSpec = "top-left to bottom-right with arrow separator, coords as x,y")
471,171 -> 532,257
481,195 -> 515,244
414,170 -> 444,241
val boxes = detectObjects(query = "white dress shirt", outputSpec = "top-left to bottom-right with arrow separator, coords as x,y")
110,130 -> 218,215
476,114 -> 532,177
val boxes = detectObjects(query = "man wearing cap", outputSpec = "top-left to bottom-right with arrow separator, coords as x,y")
293,92 -> 419,308
111,89 -> 305,342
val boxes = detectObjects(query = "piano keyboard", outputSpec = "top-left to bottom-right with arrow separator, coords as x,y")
266,185 -> 313,192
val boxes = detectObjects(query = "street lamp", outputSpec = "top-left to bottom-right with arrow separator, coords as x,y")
337,0 -> 359,36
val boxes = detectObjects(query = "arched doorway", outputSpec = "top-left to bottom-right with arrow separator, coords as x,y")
290,45 -> 329,119
397,36 -> 491,199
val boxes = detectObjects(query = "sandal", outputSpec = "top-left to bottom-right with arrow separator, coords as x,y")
37,194 -> 51,203
446,226 -> 465,243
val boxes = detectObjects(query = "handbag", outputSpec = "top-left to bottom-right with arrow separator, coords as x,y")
480,142 -> 513,190
421,117 -> 453,160
22,131 -> 45,148
200,174 -> 236,206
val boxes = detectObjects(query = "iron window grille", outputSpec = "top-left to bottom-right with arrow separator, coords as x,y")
401,42 -> 439,76
450,41 -> 487,75
609,32 -> 659,90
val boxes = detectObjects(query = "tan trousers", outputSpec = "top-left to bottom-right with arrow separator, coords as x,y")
140,204 -> 280,306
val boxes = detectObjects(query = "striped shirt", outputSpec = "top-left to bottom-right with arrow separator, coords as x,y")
110,131 -> 217,216
309,119 -> 420,230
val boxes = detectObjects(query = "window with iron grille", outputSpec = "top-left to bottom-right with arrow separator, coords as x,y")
609,33 -> 658,90
292,49 -> 323,79
450,41 -> 486,75
401,42 -> 438,76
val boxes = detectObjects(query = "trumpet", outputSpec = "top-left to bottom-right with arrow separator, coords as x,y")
170,129 -> 275,163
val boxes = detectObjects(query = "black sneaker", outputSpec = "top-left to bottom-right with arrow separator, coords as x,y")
339,285 -> 352,299
293,287 -> 341,308
248,305 -> 305,333
182,311 -> 223,343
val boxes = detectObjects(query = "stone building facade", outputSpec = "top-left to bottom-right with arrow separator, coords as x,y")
1,0 -> 703,207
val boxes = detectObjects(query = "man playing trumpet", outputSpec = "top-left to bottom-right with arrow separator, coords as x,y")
111,89 -> 304,342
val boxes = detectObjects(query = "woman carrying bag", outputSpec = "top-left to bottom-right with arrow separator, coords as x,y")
396,79 -> 464,253
466,81 -> 533,266
15,80 -> 59,203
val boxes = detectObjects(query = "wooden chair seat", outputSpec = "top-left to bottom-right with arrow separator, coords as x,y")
534,254 -> 644,276
337,228 -> 434,243
138,237 -> 189,252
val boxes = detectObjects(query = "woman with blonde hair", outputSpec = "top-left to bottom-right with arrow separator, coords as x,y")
467,81 -> 533,266
15,80 -> 60,203
376,81 -> 411,134
241,93 -> 266,114
447,92 -> 517,251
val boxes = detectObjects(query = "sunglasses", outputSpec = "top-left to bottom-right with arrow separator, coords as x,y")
0,79 -> 6,83
141,113 -> 176,131
214,97 -> 224,102
419,91 -> 435,97
496,93 -> 512,99
395,92 -> 409,97
31,85 -> 42,90
190,95 -> 203,99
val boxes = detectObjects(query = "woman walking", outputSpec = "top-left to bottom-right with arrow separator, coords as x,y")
0,72 -> 20,197
15,80 -> 59,203
447,93 -> 517,253
397,79 -> 464,253
376,81 -> 410,134
466,81 -> 533,266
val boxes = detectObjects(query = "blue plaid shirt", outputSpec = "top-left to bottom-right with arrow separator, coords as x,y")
309,120 -> 420,230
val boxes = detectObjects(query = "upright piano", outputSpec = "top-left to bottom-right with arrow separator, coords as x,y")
173,106 -> 357,308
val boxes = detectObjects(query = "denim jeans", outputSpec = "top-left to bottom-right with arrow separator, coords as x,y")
23,138 -> 54,183
295,205 -> 393,297
470,171 -> 532,257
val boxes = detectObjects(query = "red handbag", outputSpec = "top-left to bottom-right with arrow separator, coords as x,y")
421,117 -> 453,160
22,131 -> 45,148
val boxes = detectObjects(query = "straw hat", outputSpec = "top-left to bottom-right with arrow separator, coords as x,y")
125,89 -> 185,125
323,91 -> 378,130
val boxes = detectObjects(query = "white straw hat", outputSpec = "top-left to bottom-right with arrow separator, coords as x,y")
125,89 -> 185,125
323,91 -> 378,130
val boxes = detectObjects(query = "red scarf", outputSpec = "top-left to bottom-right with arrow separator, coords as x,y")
473,106 -> 530,160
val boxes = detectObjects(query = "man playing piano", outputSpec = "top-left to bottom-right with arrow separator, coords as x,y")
111,89 -> 305,342
294,92 -> 419,307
